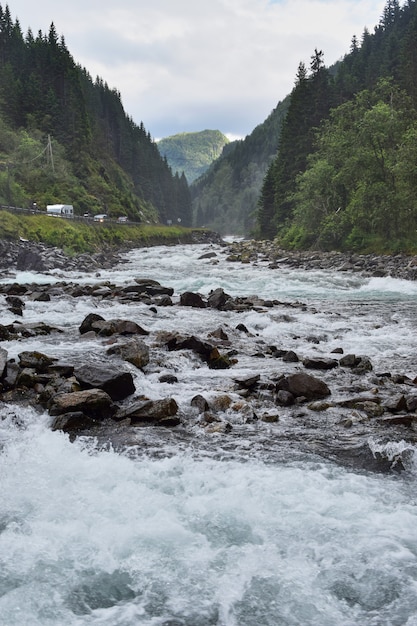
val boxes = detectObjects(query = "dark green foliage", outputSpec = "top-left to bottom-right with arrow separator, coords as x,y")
191,97 -> 289,235
257,0 -> 417,251
0,5 -> 189,223
157,130 -> 229,184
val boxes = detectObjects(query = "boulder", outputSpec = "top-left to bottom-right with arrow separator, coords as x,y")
166,334 -> 232,369
74,364 -> 135,401
115,398 -> 179,426
279,372 -> 331,400
107,337 -> 150,370
49,389 -> 116,420
51,411 -> 99,433
303,357 -> 338,370
18,351 -> 57,372
92,318 -> 149,336
207,288 -> 230,310
16,249 -> 45,272
79,313 -> 105,335
180,291 -> 207,308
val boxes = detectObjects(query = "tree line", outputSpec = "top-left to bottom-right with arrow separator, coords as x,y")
257,0 -> 417,252
0,5 -> 192,225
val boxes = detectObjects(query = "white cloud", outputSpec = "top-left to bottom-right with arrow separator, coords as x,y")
10,0 -> 387,138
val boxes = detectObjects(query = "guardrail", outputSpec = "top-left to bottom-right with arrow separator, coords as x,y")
0,205 -> 135,225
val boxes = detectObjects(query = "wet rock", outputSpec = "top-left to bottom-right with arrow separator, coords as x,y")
51,411 -> 100,433
107,337 -> 150,370
92,318 -> 149,337
79,313 -> 106,335
283,350 -> 299,363
116,398 -> 179,426
0,348 -> 8,378
191,394 -> 210,412
303,357 -> 339,370
74,364 -> 135,401
208,327 -> 229,341
180,291 -> 207,308
207,288 -> 230,310
234,373 -> 260,390
166,334 -> 232,369
159,374 -> 178,384
279,372 -> 331,400
383,395 -> 408,413
18,351 -> 57,372
49,389 -> 116,420
276,389 -> 294,406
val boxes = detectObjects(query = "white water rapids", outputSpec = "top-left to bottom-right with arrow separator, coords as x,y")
1,243 -> 417,625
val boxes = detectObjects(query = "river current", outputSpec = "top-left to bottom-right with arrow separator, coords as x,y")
1,242 -> 417,625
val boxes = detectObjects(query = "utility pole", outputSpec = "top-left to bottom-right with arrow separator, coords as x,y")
46,134 -> 55,173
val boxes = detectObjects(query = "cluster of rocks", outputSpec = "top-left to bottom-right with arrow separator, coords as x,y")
225,240 -> 417,281
1,280 -> 417,464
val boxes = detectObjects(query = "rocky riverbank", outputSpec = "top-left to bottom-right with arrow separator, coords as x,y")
225,239 -> 417,281
0,229 -> 222,275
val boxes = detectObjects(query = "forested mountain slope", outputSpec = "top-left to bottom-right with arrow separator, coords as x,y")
258,0 -> 417,252
0,5 -> 192,224
157,130 -> 229,184
190,98 -> 289,235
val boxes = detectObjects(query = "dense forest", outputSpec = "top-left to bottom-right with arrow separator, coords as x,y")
157,130 -> 229,184
257,0 -> 417,252
191,98 -> 289,235
0,5 -> 192,225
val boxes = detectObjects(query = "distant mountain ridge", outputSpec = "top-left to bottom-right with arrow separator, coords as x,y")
157,130 -> 229,183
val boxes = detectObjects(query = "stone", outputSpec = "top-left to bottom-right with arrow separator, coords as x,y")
180,291 -> 207,308
74,364 -> 135,401
0,347 -> 8,378
191,394 -> 210,412
303,357 -> 339,370
51,411 -> 99,433
18,351 -> 57,372
207,288 -> 230,309
283,373 -> 331,400
79,313 -> 105,335
49,389 -> 116,420
116,398 -> 179,426
92,318 -> 149,336
107,337 -> 150,370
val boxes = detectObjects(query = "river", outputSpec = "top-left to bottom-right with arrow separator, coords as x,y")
0,242 -> 417,625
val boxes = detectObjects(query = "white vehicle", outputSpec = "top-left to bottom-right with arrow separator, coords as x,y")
94,214 -> 108,222
46,204 -> 74,217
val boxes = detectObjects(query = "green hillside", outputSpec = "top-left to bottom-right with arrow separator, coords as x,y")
257,0 -> 417,253
157,130 -> 229,184
191,99 -> 289,235
0,5 -> 192,226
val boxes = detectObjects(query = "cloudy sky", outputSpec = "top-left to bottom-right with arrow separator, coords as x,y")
9,0 -> 387,140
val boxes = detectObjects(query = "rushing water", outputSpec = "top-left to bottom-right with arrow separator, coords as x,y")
1,243 -> 417,625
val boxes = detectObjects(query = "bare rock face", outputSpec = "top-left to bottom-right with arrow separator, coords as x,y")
16,249 -> 46,272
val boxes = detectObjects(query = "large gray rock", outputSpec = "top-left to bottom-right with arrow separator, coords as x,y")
279,372 -> 331,400
107,337 -> 150,370
74,364 -> 135,401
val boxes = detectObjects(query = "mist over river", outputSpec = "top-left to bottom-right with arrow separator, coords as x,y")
1,242 -> 417,625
